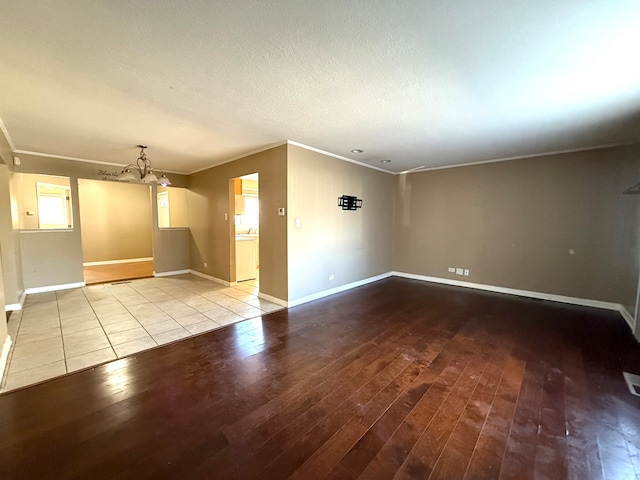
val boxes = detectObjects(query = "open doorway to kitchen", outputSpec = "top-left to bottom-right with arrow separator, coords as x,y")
78,179 -> 154,284
231,173 -> 259,286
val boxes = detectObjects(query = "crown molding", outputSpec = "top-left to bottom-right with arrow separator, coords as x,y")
286,140 -> 395,174
12,149 -> 185,175
0,116 -> 16,151
187,140 -> 288,174
404,141 -> 639,175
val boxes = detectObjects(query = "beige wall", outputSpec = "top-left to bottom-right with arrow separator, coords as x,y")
78,179 -> 153,263
393,144 -> 640,319
154,229 -> 190,273
10,153 -> 188,286
14,153 -> 189,187
188,145 -> 288,301
0,130 -> 24,308
157,186 -> 189,228
0,238 -> 7,348
287,145 -> 394,301
0,165 -> 21,306
0,156 -> 9,351
14,173 -> 71,230
20,230 -> 84,288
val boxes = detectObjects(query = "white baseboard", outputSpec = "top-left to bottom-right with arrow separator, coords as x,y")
4,291 -> 26,312
189,270 -> 233,286
83,257 -> 153,266
619,306 -> 636,331
393,271 -> 628,315
287,272 -> 393,308
25,281 -> 86,295
258,292 -> 288,307
0,335 -> 13,386
154,269 -> 190,277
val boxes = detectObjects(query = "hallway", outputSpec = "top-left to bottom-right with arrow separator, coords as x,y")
1,274 -> 283,392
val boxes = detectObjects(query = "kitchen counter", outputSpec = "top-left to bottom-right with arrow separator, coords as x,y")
235,234 -> 259,241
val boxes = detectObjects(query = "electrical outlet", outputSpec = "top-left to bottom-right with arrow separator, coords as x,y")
463,269 -> 469,276
448,267 -> 455,273
203,263 -> 208,267
224,213 -> 228,221
455,268 -> 464,275
278,207 -> 286,216
329,274 -> 335,280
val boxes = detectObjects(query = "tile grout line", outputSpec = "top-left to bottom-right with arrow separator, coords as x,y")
2,275 -> 280,392
79,285 -> 118,364
101,282 -> 159,357
55,291 -> 68,374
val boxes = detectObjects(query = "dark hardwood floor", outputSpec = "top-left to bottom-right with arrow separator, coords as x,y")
0,277 -> 639,479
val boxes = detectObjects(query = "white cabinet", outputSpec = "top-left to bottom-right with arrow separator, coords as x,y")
236,238 -> 257,281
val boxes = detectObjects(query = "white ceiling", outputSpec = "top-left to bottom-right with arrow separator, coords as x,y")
0,1 -> 639,175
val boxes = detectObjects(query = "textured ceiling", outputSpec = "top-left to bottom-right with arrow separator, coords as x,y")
0,1 -> 639,174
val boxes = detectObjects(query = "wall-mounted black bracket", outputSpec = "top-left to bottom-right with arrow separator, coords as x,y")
338,195 -> 363,210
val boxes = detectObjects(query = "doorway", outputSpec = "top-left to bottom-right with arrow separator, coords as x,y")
78,179 -> 154,284
232,173 -> 259,285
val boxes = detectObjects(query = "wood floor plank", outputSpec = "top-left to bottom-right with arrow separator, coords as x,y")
84,261 -> 154,285
252,348 -> 415,479
532,340 -> 569,480
393,352 -> 493,478
463,355 -> 527,479
287,328 -> 446,480
561,345 -> 604,480
427,349 -> 511,479
0,278 -> 639,480
355,340 -> 482,479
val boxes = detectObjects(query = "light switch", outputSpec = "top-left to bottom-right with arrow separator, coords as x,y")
295,218 -> 301,227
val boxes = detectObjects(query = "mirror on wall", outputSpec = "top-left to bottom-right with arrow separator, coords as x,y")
157,186 -> 188,228
15,173 -> 73,230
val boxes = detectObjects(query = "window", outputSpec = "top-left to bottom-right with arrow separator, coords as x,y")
235,195 -> 259,227
36,182 -> 73,229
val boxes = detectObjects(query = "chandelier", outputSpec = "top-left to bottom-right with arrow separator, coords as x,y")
117,145 -> 171,186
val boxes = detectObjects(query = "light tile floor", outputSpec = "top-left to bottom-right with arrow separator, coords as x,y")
1,274 -> 282,393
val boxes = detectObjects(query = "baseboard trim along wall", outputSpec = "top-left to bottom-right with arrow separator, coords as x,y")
189,270 -> 233,287
83,257 -> 154,266
258,292 -> 288,307
0,335 -> 13,386
4,291 -> 26,312
24,281 -> 86,295
287,272 -> 394,308
392,271 -> 633,327
154,269 -> 190,278
619,307 -> 635,331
